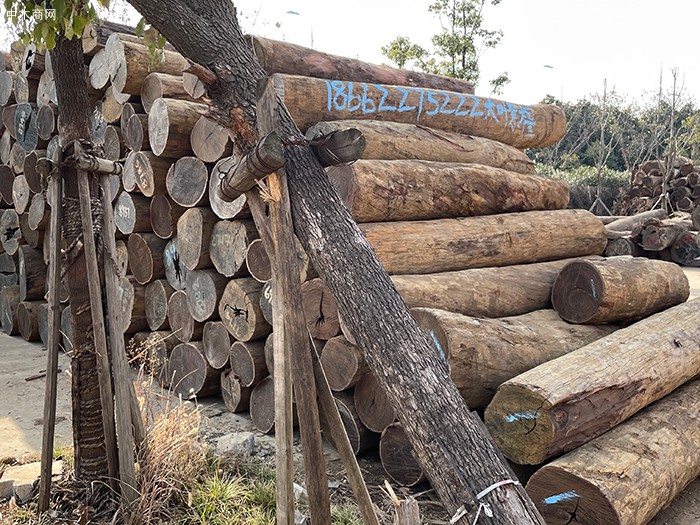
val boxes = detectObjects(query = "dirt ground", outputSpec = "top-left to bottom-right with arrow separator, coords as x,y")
1,267 -> 699,522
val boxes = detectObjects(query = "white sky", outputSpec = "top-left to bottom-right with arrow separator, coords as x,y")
3,0 -> 698,106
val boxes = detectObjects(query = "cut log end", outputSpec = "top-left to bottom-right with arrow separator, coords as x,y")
551,260 -> 605,324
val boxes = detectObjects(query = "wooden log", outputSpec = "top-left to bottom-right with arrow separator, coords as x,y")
20,213 -> 43,249
190,116 -> 233,163
202,320 -> 232,370
639,218 -> 688,251
323,392 -> 379,456
36,104 -> 57,141
113,192 -> 152,235
307,120 -> 536,175
123,113 -> 149,152
9,142 -> 26,174
127,232 -> 168,284
37,301 -> 62,349
150,194 -> 186,239
229,339 -> 268,387
14,102 -> 41,152
111,39 -> 189,96
130,331 -> 177,385
245,238 -> 271,282
209,219 -> 257,278
12,174 -> 31,214
328,160 -> 569,222
185,269 -> 228,322
176,207 -> 218,270
0,131 -> 12,166
23,149 -> 47,193
0,252 -> 17,284
379,422 -> 427,487
36,72 -> 57,108
45,135 -> 61,163
17,300 -> 42,341
413,308 -> 618,409
101,86 -> 128,124
0,284 -> 20,335
484,298 -> 700,465
103,125 -> 124,161
165,156 -> 209,207
259,281 -> 273,325
60,304 -> 72,353
2,106 -> 17,140
250,375 -> 276,433
209,157 -> 250,219
249,35 -> 475,94
272,73 -> 566,149
163,238 -> 188,290
218,277 -> 271,342
167,289 -> 204,342
115,275 -> 149,335
148,98 -> 206,157
354,372 -> 395,433
145,279 -> 174,331
526,378 -> 700,525
263,332 -> 274,375
19,245 -> 47,301
81,21 -> 140,55
13,74 -> 38,104
0,165 -> 13,205
114,239 -> 130,277
120,102 -> 143,129
141,72 -> 198,113
220,369 -> 252,412
122,151 -> 142,191
0,209 -> 22,255
301,278 -> 341,340
359,209 -> 607,275
320,336 -> 370,392
0,71 -> 15,106
605,208 -> 668,232
169,342 -> 221,398
670,231 -> 700,267
133,151 -> 173,197
551,257 -> 689,324
604,237 -> 646,257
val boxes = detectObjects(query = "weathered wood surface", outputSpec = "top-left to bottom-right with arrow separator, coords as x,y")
177,207 -> 218,270
127,233 -> 168,285
220,369 -> 252,412
245,238 -> 271,282
250,375 -> 276,433
141,72 -> 197,113
169,341 -> 221,398
148,97 -> 206,157
19,245 -> 47,301
114,192 -> 151,235
413,308 -> 618,409
358,209 -> 606,275
379,422 -> 427,487
0,209 -> 22,255
605,208 -> 667,232
166,156 -> 209,207
307,120 -> 536,174
248,35 -> 476,94
115,276 -> 149,335
229,340 -> 268,387
190,115 -> 232,163
208,160 -> 250,219
163,238 -> 188,290
551,257 -> 689,324
218,277 -> 271,341
150,194 -> 185,239
124,113 -> 149,152
670,231 -> 700,267
273,73 -> 566,149
354,372 -> 395,433
185,269 -> 228,322
202,320 -> 231,370
145,279 -> 174,331
328,160 -> 569,222
320,336 -> 369,391
132,151 -> 173,196
0,284 -> 20,335
485,298 -> 700,465
12,174 -> 31,215
526,379 -> 700,525
604,236 -> 647,257
17,300 -> 42,341
301,278 -> 340,340
322,392 -> 379,456
24,150 -> 47,194
210,220 -> 257,277
167,289 -> 203,342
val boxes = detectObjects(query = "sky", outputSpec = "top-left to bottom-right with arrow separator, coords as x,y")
2,0 -> 698,106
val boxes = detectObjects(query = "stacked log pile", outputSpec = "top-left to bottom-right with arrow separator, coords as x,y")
2,29 -> 696,520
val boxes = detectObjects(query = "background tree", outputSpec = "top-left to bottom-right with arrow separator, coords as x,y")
381,0 -> 510,94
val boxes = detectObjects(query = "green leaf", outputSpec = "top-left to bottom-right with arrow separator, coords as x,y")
52,0 -> 66,20
45,29 -> 56,50
135,17 -> 147,37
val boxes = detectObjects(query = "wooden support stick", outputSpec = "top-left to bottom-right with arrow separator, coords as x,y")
75,153 -> 123,175
38,170 -> 63,513
72,142 -> 120,489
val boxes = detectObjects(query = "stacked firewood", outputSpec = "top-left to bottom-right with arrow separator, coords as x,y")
616,157 -> 700,215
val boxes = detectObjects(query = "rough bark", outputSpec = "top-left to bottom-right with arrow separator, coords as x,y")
485,298 -> 700,465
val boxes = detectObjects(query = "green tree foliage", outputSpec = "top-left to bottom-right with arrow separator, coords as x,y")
381,0 -> 509,93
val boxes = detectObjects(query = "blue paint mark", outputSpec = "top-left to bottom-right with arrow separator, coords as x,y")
505,411 -> 538,423
590,278 -> 597,300
429,330 -> 447,365
543,491 -> 579,505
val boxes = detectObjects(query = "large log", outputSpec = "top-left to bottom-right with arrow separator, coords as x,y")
638,218 -> 688,251
0,209 -> 22,255
150,194 -> 186,239
379,422 -> 427,487
133,151 -> 173,196
307,120 -> 536,175
19,245 -> 46,301
272,73 -> 566,149
301,278 -> 340,340
208,157 -> 250,219
0,71 -> 15,106
320,336 -> 369,392
169,341 -> 221,398
167,289 -> 204,342
670,231 -> 700,267
250,375 -> 276,433
23,150 -> 47,194
412,309 -> 618,409
115,276 -> 149,335
526,379 -> 700,525
0,284 -> 20,335
249,35 -> 475,94
145,279 -> 174,331
229,339 -> 268,387
245,238 -> 271,283
177,207 -> 218,270
322,392 -> 379,456
354,372 -> 395,433
604,236 -> 646,257
123,113 -> 149,152
36,103 -> 57,141
220,369 -> 252,412
141,72 -> 198,113
328,160 -> 569,222
0,165 -> 13,205
551,257 -> 689,324
165,156 -> 209,207
484,298 -> 700,465
358,209 -> 607,275
2,106 -> 17,140
202,320 -> 231,370
163,237 -> 188,290
605,208 -> 667,232
148,98 -> 206,157
259,281 -> 273,325
114,192 -> 152,235
130,330 -> 178,386
127,232 -> 168,285
17,300 -> 42,341
209,220 -> 257,277
12,174 -> 31,214
20,214 -> 43,250
185,269 -> 228,322
103,125 -> 124,161
190,115 -> 232,163
218,277 -> 271,342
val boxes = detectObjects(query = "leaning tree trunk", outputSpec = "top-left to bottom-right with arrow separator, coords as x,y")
50,36 -> 108,480
127,2 -> 547,523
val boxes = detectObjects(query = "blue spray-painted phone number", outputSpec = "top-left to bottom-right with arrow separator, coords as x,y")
324,80 -> 537,136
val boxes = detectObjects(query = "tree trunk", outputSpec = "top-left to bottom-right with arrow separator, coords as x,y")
209,219 -> 257,277
328,160 -> 569,223
307,120 -> 536,174
485,298 -> 700,465
272,73 -> 565,149
551,258 -> 689,324
169,341 -> 221,398
245,238 -> 271,282
413,308 -> 618,409
0,209 -> 23,255
525,379 -> 700,525
12,174 -> 31,215
123,113 -> 149,152
639,219 -> 688,251
145,279 -> 174,331
604,236 -> 646,257
202,320 -> 231,369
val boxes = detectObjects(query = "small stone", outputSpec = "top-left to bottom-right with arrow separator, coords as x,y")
0,479 -> 14,500
215,432 -> 255,457
2,460 -> 62,503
